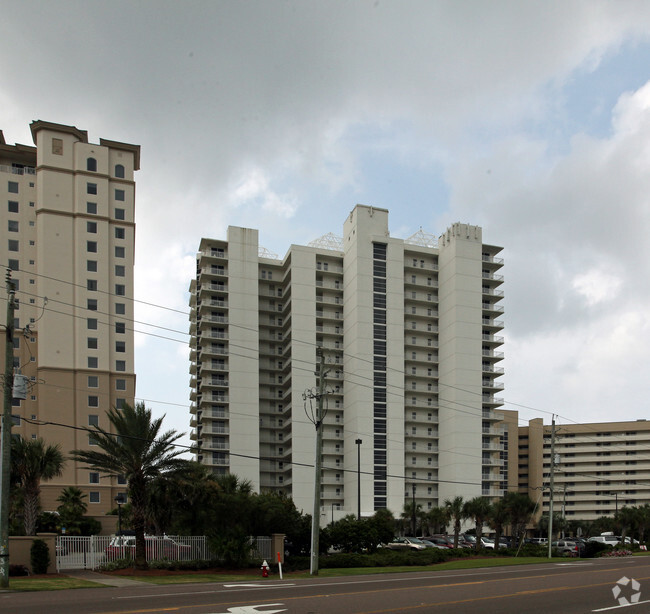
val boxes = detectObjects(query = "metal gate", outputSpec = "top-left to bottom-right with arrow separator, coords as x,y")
57,535 -> 264,571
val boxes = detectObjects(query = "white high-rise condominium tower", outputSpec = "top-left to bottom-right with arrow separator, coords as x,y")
1,121 -> 138,517
189,205 -> 504,518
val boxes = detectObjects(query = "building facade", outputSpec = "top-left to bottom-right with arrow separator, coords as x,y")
189,205 -> 505,518
0,121 -> 139,514
501,410 -> 650,522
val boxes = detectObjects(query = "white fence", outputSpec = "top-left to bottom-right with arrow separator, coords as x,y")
56,535 -> 214,571
56,535 -> 275,571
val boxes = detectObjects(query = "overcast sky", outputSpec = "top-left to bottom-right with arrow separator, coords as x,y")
2,0 -> 650,451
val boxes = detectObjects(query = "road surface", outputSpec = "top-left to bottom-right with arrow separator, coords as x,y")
2,557 -> 650,613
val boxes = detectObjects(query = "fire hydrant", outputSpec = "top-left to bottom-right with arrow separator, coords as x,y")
261,560 -> 269,577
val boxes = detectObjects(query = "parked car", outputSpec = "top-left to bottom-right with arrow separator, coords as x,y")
529,537 -> 548,545
105,535 -> 192,559
551,540 -> 580,556
588,535 -> 620,546
420,539 -> 449,549
480,536 -> 503,549
424,535 -> 454,548
385,537 -> 427,551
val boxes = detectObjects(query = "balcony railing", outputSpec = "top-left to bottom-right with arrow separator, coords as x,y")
0,165 -> 35,175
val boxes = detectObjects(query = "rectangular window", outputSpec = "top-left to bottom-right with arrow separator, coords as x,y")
88,396 -> 99,407
8,201 -> 19,213
87,241 -> 97,253
115,189 -> 125,201
115,284 -> 125,296
87,279 -> 97,291
87,221 -> 97,233
87,183 -> 97,195
87,318 -> 97,329
87,202 -> 97,214
116,360 -> 126,372
115,228 -> 125,239
87,337 -> 98,349
87,299 -> 97,311
87,260 -> 97,272
88,356 -> 98,369
115,303 -> 125,315
8,181 -> 18,193
8,259 -> 18,271
8,240 -> 18,252
115,322 -> 125,334
89,491 -> 100,503
88,376 -> 98,388
116,398 -> 126,409
115,265 -> 125,277
116,341 -> 125,353
89,472 -> 100,484
116,379 -> 126,391
8,220 -> 18,232
115,208 -> 125,220
115,246 -> 125,258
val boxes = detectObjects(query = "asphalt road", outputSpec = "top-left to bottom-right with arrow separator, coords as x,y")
3,557 -> 650,614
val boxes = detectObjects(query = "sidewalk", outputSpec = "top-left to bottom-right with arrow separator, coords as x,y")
64,570 -> 152,587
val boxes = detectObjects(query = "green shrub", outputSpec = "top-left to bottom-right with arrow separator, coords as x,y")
30,539 -> 50,574
99,558 -> 133,571
9,564 -> 29,576
583,542 -> 610,558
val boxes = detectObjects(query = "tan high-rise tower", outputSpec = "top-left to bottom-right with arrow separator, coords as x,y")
1,121 -> 139,517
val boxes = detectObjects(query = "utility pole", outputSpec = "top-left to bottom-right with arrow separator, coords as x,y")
411,483 -> 416,536
306,348 -> 327,575
355,438 -> 362,520
0,269 -> 16,588
547,415 -> 556,559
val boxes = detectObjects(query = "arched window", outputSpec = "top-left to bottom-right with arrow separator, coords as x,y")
114,164 -> 125,178
87,157 -> 97,172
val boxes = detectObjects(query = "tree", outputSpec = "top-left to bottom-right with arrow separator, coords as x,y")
463,497 -> 492,550
401,500 -> 425,536
70,402 -> 189,569
426,506 -> 450,536
636,504 -> 650,544
444,496 -> 465,548
11,437 -> 65,535
488,497 -> 509,549
56,487 -> 88,535
503,492 -> 535,547
617,506 -> 638,545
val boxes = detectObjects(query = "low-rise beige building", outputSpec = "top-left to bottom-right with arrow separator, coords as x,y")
501,410 -> 650,522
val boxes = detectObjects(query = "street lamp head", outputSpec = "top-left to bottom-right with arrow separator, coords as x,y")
355,438 -> 362,445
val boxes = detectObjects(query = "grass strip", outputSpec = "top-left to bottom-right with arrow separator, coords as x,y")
7,577 -> 104,592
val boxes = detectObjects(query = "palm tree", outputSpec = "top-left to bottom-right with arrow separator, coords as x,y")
503,491 -> 535,547
401,500 -> 425,536
444,496 -> 465,547
57,486 -> 88,534
426,505 -> 450,536
487,496 -> 509,549
617,506 -> 638,545
70,402 -> 189,569
463,496 -> 492,550
11,437 -> 65,535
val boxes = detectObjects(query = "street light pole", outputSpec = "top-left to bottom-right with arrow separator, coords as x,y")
355,438 -> 362,520
115,496 -> 123,537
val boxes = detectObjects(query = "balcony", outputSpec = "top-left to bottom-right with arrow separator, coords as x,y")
482,255 -> 504,266
0,165 -> 35,175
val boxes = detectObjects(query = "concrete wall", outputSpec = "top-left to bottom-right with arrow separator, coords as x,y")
9,534 -> 57,575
